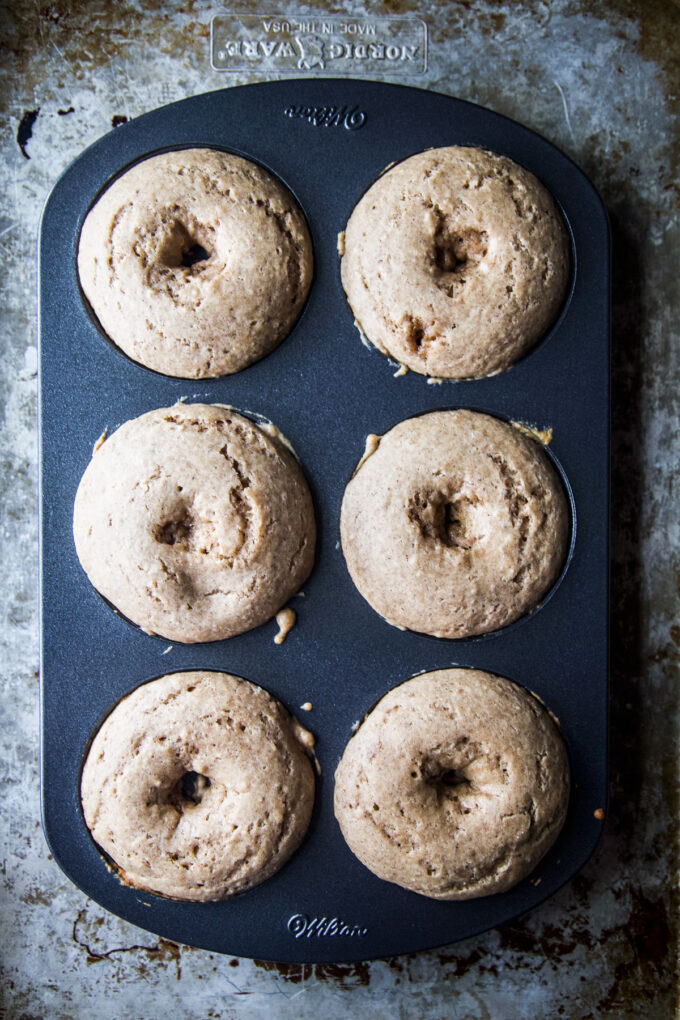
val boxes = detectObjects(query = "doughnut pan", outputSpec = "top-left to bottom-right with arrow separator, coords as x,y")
39,79 -> 609,963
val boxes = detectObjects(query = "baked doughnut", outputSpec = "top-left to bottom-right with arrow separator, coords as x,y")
78,148 -> 313,378
340,145 -> 570,378
334,669 -> 569,899
73,404 -> 315,643
81,671 -> 315,900
340,410 -> 568,638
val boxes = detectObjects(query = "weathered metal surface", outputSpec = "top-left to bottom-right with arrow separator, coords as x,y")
0,0 -> 677,1015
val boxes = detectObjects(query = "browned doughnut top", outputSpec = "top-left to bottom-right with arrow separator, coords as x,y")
78,148 -> 313,378
81,671 -> 315,901
73,404 -> 315,643
334,669 -> 570,900
340,145 -> 570,379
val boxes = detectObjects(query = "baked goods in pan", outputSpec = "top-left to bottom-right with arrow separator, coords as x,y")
340,409 -> 568,638
78,148 -> 313,378
334,668 -> 570,899
340,145 -> 570,378
81,670 -> 315,900
73,404 -> 315,643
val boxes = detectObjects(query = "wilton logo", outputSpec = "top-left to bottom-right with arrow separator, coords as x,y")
284,104 -> 366,131
211,15 -> 427,76
287,913 -> 368,939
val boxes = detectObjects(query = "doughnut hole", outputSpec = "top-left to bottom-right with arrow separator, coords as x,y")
416,745 -> 480,811
156,218 -> 213,271
407,491 -> 479,550
181,242 -> 210,268
428,203 -> 489,303
154,509 -> 193,549
432,767 -> 469,789
152,489 -> 256,565
433,222 -> 488,278
169,770 -> 212,809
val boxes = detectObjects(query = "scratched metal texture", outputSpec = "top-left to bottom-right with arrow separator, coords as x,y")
0,0 -> 677,1016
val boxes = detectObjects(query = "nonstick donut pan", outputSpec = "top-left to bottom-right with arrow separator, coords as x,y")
39,79 -> 609,963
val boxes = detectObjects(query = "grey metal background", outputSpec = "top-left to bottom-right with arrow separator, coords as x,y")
2,0 -> 677,1015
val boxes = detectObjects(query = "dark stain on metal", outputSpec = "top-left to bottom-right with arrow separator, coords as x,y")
72,907 -> 183,979
625,0 -> 680,206
17,108 -> 39,159
253,957 -> 371,986
21,887 -> 53,907
6,1 -> 208,85
596,889 -> 673,1013
436,946 -> 485,977
111,114 -> 129,128
497,919 -> 596,958
590,146 -> 677,1001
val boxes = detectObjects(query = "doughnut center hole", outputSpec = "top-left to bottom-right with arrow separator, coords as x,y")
408,493 -> 472,549
158,220 -> 212,271
420,760 -> 471,793
433,225 -> 488,275
178,771 -> 211,806
154,510 -> 193,548
181,242 -> 210,268
438,768 -> 469,787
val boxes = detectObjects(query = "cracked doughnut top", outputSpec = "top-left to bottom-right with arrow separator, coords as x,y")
81,671 -> 316,900
334,669 -> 570,900
340,145 -> 570,379
73,404 -> 316,643
77,148 -> 313,378
340,410 -> 569,638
